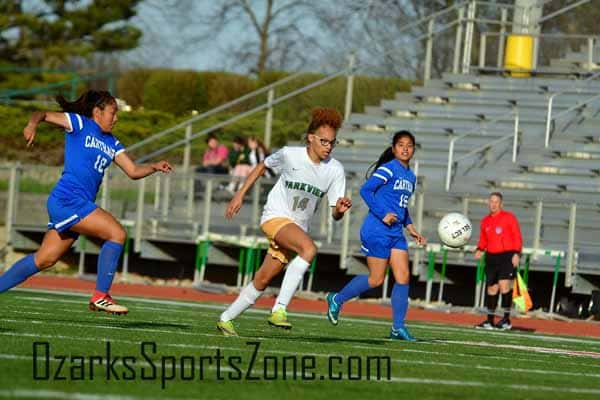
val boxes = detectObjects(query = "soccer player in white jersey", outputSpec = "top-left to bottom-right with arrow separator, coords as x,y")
217,108 -> 352,336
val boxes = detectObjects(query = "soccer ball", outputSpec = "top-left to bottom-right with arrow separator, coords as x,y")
438,212 -> 472,248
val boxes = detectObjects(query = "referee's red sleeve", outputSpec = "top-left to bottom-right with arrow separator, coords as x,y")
510,213 -> 523,252
477,218 -> 488,251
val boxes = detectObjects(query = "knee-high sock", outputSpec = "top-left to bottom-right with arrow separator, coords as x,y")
335,275 -> 372,305
501,291 -> 512,319
272,256 -> 310,312
0,254 -> 39,293
220,283 -> 264,322
95,241 -> 123,294
486,293 -> 499,323
391,283 -> 409,330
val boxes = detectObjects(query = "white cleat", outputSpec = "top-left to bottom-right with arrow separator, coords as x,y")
89,295 -> 128,315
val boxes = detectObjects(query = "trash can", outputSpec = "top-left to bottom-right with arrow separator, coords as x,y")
504,35 -> 533,77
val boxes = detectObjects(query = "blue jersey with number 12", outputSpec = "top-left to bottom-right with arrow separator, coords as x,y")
360,158 -> 416,236
52,112 -> 125,202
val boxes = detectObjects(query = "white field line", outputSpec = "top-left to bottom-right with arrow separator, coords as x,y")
12,296 -> 600,356
6,310 -> 600,370
2,357 -> 600,397
444,339 -> 600,359
0,390 -> 196,400
12,289 -> 600,347
1,330 -> 600,379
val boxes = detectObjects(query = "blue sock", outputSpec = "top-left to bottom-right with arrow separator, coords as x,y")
392,283 -> 409,330
335,275 -> 372,305
96,241 -> 123,294
0,254 -> 39,293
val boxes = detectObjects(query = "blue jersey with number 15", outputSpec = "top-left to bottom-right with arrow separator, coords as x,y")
360,158 -> 416,236
52,112 -> 125,202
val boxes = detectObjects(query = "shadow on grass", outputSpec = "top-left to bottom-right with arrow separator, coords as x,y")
257,333 -> 389,346
53,318 -> 192,331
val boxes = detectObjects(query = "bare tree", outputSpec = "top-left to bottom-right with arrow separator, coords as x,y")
191,0 -> 323,75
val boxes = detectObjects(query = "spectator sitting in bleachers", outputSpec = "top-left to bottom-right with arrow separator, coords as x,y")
248,135 -> 273,178
197,132 -> 229,174
227,136 -> 252,193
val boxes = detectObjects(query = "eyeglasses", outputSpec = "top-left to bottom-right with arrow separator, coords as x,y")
313,134 -> 339,148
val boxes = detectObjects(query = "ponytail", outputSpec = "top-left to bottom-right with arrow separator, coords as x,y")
366,147 -> 395,179
365,130 -> 416,180
56,90 -> 115,118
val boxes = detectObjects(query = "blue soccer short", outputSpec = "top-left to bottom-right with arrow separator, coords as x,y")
360,226 -> 408,259
46,190 -> 97,237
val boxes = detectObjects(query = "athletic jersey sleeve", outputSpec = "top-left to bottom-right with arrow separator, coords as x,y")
509,212 -> 523,253
360,172 -> 389,221
403,209 -> 412,227
113,137 -> 125,159
64,112 -> 85,134
477,217 -> 488,251
264,147 -> 286,174
327,163 -> 346,207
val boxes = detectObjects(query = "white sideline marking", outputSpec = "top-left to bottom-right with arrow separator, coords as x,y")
0,389 -> 193,400
444,340 -> 600,359
1,372 -> 600,397
2,329 -> 600,379
8,308 -> 600,370
12,289 -> 600,347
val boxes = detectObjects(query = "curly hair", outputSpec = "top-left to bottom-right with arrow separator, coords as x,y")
306,107 -> 343,134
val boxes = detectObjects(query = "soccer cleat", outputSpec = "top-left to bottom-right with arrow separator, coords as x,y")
89,295 -> 128,315
475,320 -> 495,330
216,320 -> 238,337
494,317 -> 512,331
326,292 -> 341,326
268,308 -> 292,329
390,327 -> 418,342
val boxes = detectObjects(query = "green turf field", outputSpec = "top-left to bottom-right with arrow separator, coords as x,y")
1,289 -> 600,400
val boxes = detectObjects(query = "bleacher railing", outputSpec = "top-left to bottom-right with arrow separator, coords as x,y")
545,73 -> 600,147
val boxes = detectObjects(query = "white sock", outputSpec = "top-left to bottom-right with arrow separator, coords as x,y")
220,283 -> 263,322
272,256 -> 310,313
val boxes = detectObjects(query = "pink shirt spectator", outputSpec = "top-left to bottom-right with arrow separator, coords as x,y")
203,144 -> 229,166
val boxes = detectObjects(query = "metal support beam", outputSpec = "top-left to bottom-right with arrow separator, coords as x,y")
532,201 -> 543,261
453,7 -> 464,74
264,89 -> 274,149
344,53 -> 356,120
134,179 -> 146,252
424,19 -> 435,82
566,203 -> 576,287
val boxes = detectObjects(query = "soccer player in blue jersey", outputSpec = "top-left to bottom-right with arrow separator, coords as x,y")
326,130 -> 426,341
0,90 -> 172,314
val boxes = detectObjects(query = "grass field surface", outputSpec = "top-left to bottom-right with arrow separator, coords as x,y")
1,289 -> 600,400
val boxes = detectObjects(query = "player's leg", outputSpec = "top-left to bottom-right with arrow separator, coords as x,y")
217,255 -> 285,336
477,255 -> 500,329
0,230 -> 75,293
326,256 -> 387,325
389,248 -> 417,341
495,255 -> 515,330
270,223 -> 316,310
70,208 -> 127,315
267,223 -> 317,328
326,229 -> 391,325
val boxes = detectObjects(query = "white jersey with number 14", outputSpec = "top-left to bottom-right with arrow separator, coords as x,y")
261,146 -> 346,232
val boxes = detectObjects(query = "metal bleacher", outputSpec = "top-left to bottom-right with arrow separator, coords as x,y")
334,57 -> 600,294
6,1 -> 600,304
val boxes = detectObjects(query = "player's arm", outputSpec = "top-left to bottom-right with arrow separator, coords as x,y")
474,219 -> 487,259
510,213 -> 523,266
331,197 -> 352,220
405,223 -> 426,245
225,162 -> 267,219
23,111 -> 71,147
360,173 -> 394,224
114,152 -> 172,180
